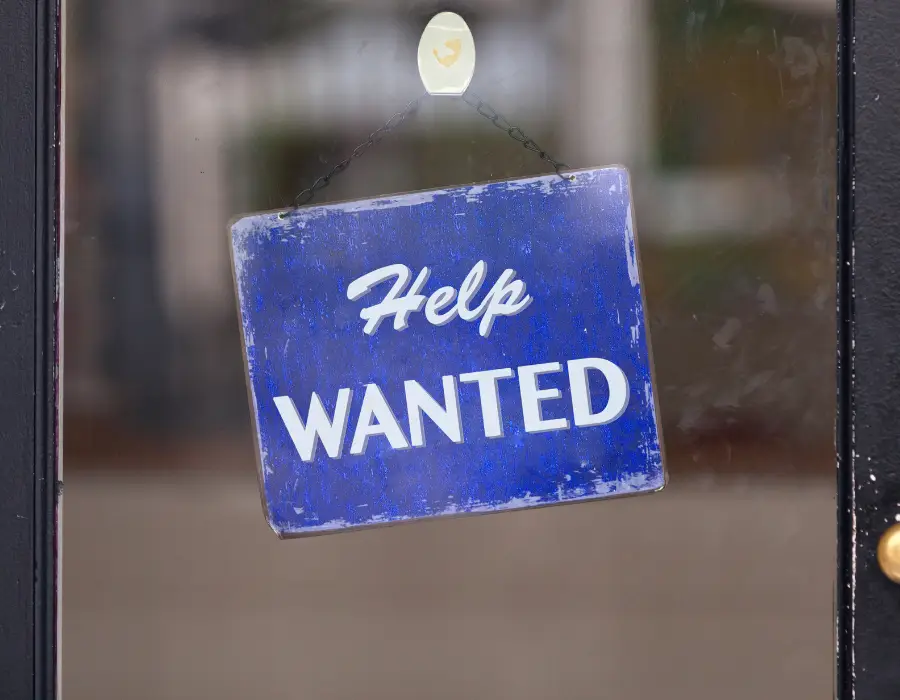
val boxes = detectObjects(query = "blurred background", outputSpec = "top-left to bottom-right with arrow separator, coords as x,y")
62,1 -> 836,698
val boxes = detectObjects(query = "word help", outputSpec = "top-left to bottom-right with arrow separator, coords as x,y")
347,261 -> 532,338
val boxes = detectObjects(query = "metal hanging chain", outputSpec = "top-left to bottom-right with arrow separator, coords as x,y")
460,91 -> 574,181
281,93 -> 428,217
282,90 -> 573,217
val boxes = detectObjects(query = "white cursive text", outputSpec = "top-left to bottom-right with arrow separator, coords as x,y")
346,261 -> 532,338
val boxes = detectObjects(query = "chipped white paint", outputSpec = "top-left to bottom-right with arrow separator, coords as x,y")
624,203 -> 640,287
234,171 -> 617,245
273,471 -> 656,536
465,183 -> 489,203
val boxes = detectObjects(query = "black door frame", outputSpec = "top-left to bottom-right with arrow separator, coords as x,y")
0,0 -> 887,696
0,0 -> 60,696
837,1 -> 900,698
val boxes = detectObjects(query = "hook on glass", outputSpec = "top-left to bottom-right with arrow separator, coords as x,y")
418,12 -> 476,96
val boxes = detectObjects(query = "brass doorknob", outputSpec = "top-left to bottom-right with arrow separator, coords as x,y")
878,524 -> 900,583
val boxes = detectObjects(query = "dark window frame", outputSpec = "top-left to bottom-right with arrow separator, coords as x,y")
838,1 -> 900,698
0,0 -> 60,696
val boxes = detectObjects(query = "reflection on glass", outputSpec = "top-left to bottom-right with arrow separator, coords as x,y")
63,1 -> 835,698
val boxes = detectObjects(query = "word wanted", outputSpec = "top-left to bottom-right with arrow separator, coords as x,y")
274,359 -> 630,462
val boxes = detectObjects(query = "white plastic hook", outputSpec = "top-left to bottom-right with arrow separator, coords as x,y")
417,12 -> 476,96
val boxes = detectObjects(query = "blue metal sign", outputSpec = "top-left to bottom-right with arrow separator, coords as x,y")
231,167 -> 665,537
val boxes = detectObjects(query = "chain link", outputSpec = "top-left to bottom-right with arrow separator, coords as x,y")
281,94 -> 427,217
281,90 -> 572,217
460,91 -> 573,181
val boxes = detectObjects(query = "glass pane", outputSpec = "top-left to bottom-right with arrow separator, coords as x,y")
63,1 -> 836,698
